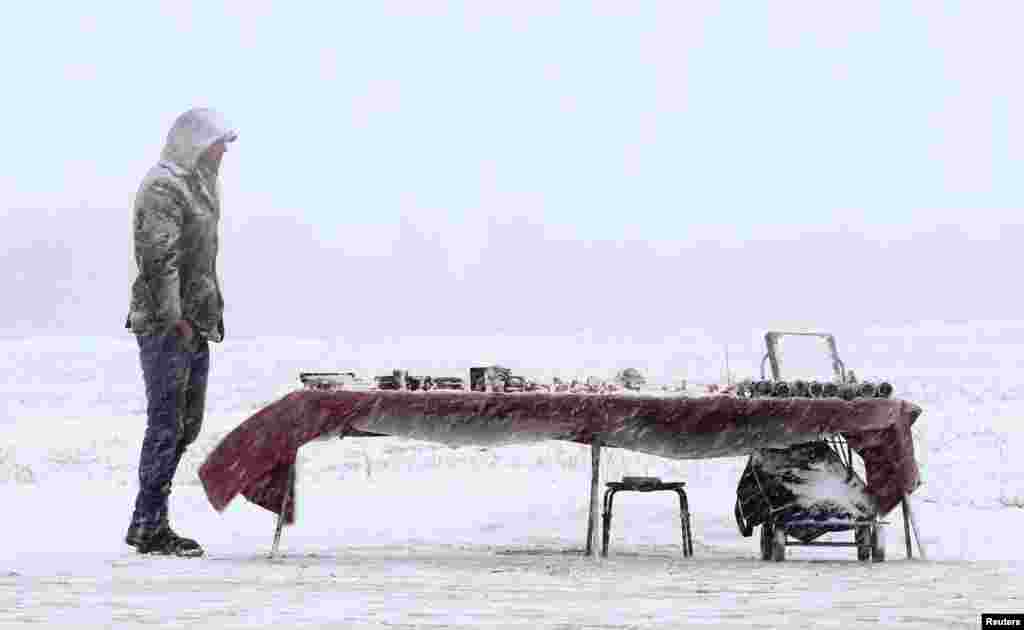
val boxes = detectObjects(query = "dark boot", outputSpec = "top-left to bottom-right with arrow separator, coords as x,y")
125,521 -> 161,549
159,513 -> 204,557
125,522 -> 204,557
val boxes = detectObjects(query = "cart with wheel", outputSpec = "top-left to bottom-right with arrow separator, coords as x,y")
733,331 -> 889,562
735,440 -> 886,562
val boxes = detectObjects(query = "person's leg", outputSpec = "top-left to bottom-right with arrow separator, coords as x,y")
161,337 -> 209,540
126,332 -> 191,547
175,337 -> 209,469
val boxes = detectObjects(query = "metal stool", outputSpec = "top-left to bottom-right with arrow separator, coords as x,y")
601,477 -> 693,557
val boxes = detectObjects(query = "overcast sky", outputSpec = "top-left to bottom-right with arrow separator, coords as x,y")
2,2 -> 1022,343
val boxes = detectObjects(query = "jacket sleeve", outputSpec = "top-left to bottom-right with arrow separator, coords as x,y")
134,179 -> 185,325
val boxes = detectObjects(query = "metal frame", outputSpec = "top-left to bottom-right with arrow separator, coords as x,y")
760,518 -> 887,562
760,331 -> 846,383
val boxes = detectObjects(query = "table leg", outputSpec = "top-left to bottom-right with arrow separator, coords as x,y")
904,494 -> 928,561
269,461 -> 295,559
901,497 -> 913,559
585,441 -> 602,557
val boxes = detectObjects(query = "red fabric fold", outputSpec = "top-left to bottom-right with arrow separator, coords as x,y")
199,390 -> 922,522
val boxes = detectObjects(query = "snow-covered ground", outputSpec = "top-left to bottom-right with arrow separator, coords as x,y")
3,322 -> 1024,628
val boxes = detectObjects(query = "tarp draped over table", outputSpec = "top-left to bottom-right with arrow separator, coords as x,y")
198,390 -> 922,525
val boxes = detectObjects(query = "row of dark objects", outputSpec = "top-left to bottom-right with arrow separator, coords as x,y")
375,375 -> 538,392
375,375 -> 468,391
739,379 -> 893,400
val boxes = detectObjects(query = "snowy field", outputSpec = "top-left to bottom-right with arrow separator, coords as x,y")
2,322 -> 1024,628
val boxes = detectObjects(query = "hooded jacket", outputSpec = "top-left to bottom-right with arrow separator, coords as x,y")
126,108 -> 237,342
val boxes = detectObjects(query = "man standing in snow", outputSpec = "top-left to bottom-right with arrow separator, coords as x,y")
124,108 -> 237,556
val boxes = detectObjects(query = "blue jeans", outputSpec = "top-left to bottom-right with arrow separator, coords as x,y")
128,331 -> 210,534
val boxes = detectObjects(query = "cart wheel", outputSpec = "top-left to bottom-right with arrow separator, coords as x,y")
871,524 -> 886,563
760,523 -> 773,561
855,526 -> 871,562
771,526 -> 786,561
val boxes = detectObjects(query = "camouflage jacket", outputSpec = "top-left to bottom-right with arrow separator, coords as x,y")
126,109 -> 237,342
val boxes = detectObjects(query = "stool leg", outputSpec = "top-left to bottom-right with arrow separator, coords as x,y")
684,491 -> 693,557
677,489 -> 693,557
602,489 -> 616,557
